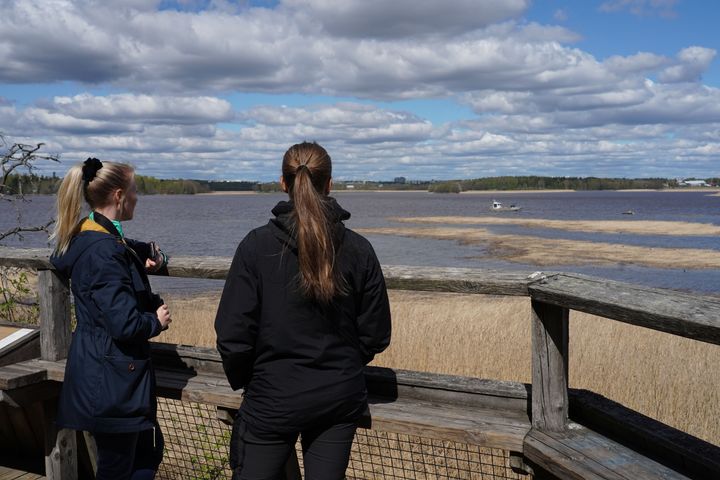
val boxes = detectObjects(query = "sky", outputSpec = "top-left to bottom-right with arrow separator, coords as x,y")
0,0 -> 718,181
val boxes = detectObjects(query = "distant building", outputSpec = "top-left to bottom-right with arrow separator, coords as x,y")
394,176 -> 407,184
680,180 -> 709,187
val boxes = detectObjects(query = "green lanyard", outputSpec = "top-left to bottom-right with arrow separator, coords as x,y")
89,212 -> 124,238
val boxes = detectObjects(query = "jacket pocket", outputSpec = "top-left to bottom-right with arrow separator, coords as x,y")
95,356 -> 152,419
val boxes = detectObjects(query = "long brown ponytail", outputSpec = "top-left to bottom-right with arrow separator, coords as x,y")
282,142 -> 344,303
52,159 -> 134,255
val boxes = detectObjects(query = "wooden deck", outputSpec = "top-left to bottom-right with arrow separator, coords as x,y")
0,466 -> 44,479
1,247 -> 720,479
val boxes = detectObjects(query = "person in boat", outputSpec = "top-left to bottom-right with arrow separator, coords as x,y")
215,142 -> 392,479
51,158 -> 171,480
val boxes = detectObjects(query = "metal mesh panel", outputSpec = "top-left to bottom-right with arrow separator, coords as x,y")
345,430 -> 526,479
157,398 -> 231,480
156,398 -> 527,480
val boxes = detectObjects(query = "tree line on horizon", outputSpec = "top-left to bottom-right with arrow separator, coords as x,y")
5,173 -> 719,195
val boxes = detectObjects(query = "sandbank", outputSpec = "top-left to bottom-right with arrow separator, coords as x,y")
196,191 -> 258,195
356,226 -> 720,270
390,216 -> 720,236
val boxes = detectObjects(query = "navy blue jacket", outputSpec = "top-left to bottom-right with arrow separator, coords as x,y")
51,218 -> 163,433
215,199 -> 391,434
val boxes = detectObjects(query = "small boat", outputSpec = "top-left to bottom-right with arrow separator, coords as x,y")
622,210 -> 635,215
491,200 -> 521,212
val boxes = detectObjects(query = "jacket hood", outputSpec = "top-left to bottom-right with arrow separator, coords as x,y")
50,219 -> 117,276
269,197 -> 350,250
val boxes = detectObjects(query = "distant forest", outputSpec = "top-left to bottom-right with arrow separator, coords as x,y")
428,176 -> 682,193
3,173 -> 719,195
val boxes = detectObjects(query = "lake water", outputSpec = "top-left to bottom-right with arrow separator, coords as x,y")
2,190 -> 719,294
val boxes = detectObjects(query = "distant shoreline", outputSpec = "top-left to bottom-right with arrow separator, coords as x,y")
195,187 -> 720,195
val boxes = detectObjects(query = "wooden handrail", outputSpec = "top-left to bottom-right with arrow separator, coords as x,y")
2,247 -> 718,345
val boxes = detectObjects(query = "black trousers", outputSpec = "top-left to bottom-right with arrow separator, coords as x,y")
93,426 -> 164,480
230,417 -> 357,480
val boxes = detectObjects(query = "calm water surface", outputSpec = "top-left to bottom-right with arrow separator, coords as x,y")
2,191 -> 719,294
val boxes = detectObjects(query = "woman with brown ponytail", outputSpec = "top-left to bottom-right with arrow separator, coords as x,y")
215,142 -> 391,479
51,158 -> 171,480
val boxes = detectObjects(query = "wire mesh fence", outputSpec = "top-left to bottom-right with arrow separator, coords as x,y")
156,398 -> 529,480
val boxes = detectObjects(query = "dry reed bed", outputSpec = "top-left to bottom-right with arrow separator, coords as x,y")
390,216 -> 720,236
159,290 -> 720,447
355,226 -> 720,269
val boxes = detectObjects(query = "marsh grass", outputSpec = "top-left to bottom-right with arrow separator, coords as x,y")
390,216 -> 720,236
355,226 -> 720,269
159,290 -> 720,446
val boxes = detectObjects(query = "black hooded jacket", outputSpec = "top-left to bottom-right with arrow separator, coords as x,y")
214,198 -> 391,433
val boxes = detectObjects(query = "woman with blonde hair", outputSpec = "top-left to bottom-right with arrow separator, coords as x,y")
51,157 -> 171,480
215,142 -> 392,479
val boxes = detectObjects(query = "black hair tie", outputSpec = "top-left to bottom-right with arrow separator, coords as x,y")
296,164 -> 312,178
82,157 -> 103,182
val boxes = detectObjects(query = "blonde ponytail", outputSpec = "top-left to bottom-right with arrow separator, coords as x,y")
51,159 -> 134,255
51,165 -> 85,255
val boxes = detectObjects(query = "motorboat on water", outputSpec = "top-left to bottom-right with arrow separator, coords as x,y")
491,200 -> 521,211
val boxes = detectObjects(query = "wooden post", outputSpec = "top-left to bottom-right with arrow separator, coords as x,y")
42,400 -> 78,480
37,269 -> 77,479
38,269 -> 72,361
531,299 -> 569,432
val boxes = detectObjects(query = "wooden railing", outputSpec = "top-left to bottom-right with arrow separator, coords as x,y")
1,246 -> 719,479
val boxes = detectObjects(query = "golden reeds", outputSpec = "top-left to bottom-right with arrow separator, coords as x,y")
159,290 -> 720,446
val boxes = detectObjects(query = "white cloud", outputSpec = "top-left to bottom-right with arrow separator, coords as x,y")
51,93 -> 234,124
659,47 -> 716,83
599,0 -> 679,18
604,52 -> 669,75
283,0 -> 530,38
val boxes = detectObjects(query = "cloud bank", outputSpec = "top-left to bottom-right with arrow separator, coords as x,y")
0,0 -> 717,180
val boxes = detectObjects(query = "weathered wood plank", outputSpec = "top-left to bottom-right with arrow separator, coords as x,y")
0,248 -> 52,270
0,248 -> 536,294
0,363 -> 47,390
531,300 -> 569,432
7,406 -> 37,453
37,271 -> 71,362
166,255 -> 233,279
150,343 -> 531,406
0,466 -> 44,479
0,381 -> 60,408
524,426 -> 690,480
382,265 -> 535,296
42,400 -> 76,480
570,389 -> 720,479
529,273 -> 720,346
150,342 -> 226,375
366,399 -> 531,451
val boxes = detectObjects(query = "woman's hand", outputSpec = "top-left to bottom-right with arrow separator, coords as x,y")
145,241 -> 166,272
156,304 -> 172,331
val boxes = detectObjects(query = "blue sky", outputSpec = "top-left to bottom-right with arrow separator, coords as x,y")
0,0 -> 718,181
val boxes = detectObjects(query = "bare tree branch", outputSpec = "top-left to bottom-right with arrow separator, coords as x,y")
0,219 -> 55,242
1,135 -> 60,196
